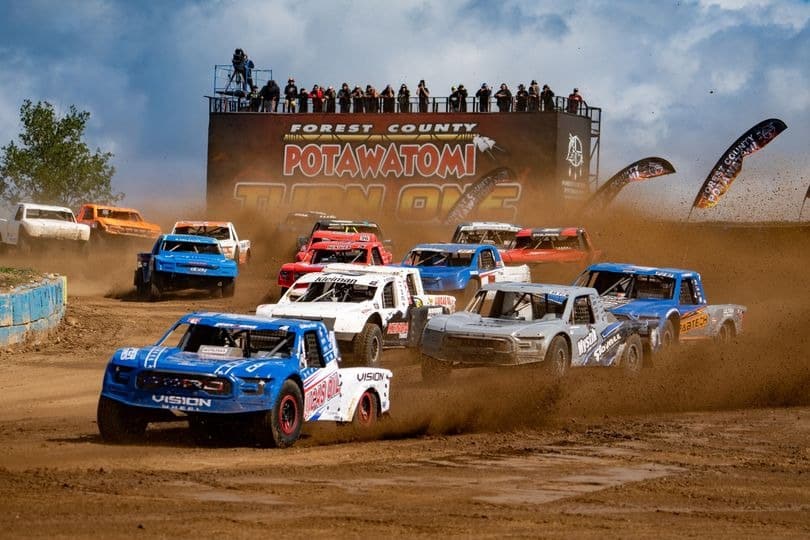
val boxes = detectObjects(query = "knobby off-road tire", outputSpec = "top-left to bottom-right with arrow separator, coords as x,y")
135,271 -> 149,300
148,281 -> 162,302
254,380 -> 303,448
715,321 -> 734,344
421,353 -> 451,382
543,335 -> 570,378
661,319 -> 676,349
621,333 -> 644,376
97,396 -> 148,443
352,390 -> 379,428
353,323 -> 383,367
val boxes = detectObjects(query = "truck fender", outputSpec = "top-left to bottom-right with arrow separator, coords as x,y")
335,368 -> 392,422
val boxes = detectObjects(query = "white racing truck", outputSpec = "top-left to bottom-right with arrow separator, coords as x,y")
256,264 -> 456,366
171,221 -> 252,264
0,202 -> 90,252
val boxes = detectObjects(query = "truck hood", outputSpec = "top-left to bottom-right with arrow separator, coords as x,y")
429,312 -> 552,337
111,346 -> 296,380
256,302 -> 369,332
98,218 -> 160,237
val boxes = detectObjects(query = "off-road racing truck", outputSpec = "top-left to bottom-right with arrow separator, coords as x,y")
278,236 -> 389,293
450,222 -> 522,250
295,229 -> 392,263
77,204 -> 161,245
296,218 -> 392,257
97,312 -> 391,447
258,264 -> 455,366
171,221 -> 251,264
420,283 -> 651,381
0,202 -> 90,252
134,234 -> 238,301
574,263 -> 746,350
500,227 -> 601,266
400,243 -> 531,299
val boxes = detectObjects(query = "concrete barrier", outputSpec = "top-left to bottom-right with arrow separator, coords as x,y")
0,275 -> 67,346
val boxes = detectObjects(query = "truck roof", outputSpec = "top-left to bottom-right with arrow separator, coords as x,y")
516,227 -> 584,237
456,222 -> 522,231
409,243 -> 493,253
18,202 -> 74,213
586,262 -> 698,278
82,203 -> 143,214
321,263 -> 418,278
180,312 -> 325,332
174,220 -> 233,228
162,233 -> 219,244
480,282 -> 598,297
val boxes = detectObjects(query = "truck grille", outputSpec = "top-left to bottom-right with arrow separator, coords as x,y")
136,371 -> 232,395
445,335 -> 512,353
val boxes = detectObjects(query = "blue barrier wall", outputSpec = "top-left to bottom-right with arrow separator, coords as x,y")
0,276 -> 67,345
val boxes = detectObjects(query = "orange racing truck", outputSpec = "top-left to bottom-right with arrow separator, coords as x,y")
77,204 -> 161,245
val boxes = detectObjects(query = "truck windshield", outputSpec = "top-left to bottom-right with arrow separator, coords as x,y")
298,281 -> 377,303
514,234 -> 581,250
311,248 -> 367,264
158,323 -> 294,358
26,209 -> 74,222
576,271 -> 675,300
162,240 -> 222,254
469,290 -> 567,320
98,209 -> 142,221
453,229 -> 517,248
174,225 -> 230,240
322,223 -> 381,237
405,250 -> 473,267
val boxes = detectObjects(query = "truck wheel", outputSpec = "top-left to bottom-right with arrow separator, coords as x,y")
233,246 -> 241,265
134,271 -> 149,300
255,380 -> 303,448
715,321 -> 734,344
222,280 -> 235,298
661,319 -> 676,349
543,335 -> 569,378
622,334 -> 644,376
352,390 -> 378,428
97,396 -> 147,443
421,353 -> 451,382
353,323 -> 383,367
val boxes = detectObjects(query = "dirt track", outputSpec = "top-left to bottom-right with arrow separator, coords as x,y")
0,219 -> 809,538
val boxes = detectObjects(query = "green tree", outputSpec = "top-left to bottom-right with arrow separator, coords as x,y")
0,100 -> 121,208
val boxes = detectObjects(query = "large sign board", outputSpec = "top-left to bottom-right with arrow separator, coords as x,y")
207,112 -> 591,224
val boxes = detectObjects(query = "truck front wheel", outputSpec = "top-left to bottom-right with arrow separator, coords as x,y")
543,335 -> 570,378
621,333 -> 644,376
97,396 -> 147,443
661,319 -> 676,349
354,323 -> 383,367
255,380 -> 303,448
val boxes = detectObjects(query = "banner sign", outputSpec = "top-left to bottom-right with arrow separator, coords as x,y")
692,118 -> 787,209
207,112 -> 591,224
584,157 -> 675,211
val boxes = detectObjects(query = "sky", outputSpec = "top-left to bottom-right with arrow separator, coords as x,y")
0,0 -> 808,221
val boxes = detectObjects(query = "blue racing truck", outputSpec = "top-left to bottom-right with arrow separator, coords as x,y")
400,243 -> 530,299
97,312 -> 392,447
134,234 -> 238,301
574,263 -> 746,350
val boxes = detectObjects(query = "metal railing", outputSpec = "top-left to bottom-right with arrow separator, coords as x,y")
213,64 -> 274,96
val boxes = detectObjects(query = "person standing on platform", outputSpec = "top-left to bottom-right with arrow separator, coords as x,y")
298,86 -> 310,113
449,86 -> 460,112
398,84 -> 411,112
352,85 -> 365,112
515,84 -> 529,112
311,84 -> 324,112
476,83 -> 491,112
338,83 -> 351,113
528,80 -> 540,112
541,84 -> 555,112
458,84 -> 468,112
284,78 -> 298,112
417,80 -> 430,112
381,84 -> 396,113
260,79 -> 280,112
324,86 -> 337,113
567,87 -> 584,113
495,83 -> 512,112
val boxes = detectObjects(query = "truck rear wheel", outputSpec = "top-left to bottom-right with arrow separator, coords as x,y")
543,335 -> 569,378
352,390 -> 378,428
622,333 -> 644,376
254,380 -> 303,448
353,323 -> 382,367
715,321 -> 734,344
97,396 -> 147,443
148,281 -> 161,302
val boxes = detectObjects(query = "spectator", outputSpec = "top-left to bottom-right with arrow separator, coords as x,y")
351,85 -> 365,112
528,80 -> 540,112
248,84 -> 261,112
494,83 -> 512,112
398,84 -> 411,112
380,84 -> 396,113
284,78 -> 298,112
298,86 -> 310,113
515,84 -> 529,112
541,84 -> 555,112
260,79 -> 280,112
311,84 -> 324,112
338,83 -> 351,113
567,88 -> 584,113
476,83 -> 492,112
448,86 -> 461,112
365,85 -> 379,113
458,84 -> 468,112
324,86 -> 337,113
417,79 -> 430,113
